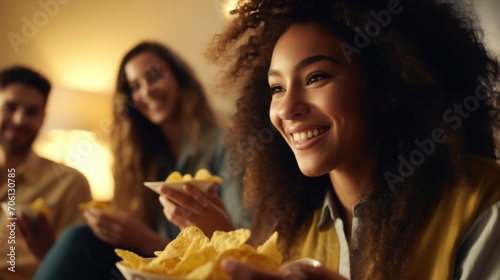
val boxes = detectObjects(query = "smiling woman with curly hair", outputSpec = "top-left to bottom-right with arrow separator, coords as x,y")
207,0 -> 500,279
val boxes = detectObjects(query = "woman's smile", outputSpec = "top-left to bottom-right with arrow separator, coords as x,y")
291,126 -> 330,144
269,22 -> 372,176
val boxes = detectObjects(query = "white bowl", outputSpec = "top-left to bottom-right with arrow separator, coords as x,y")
144,180 -> 216,194
116,259 -> 183,280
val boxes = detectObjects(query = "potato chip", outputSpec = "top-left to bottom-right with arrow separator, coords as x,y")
114,226 -> 283,280
30,197 -> 51,217
164,169 -> 223,185
114,249 -> 144,270
141,258 -> 180,275
211,247 -> 256,279
194,169 -> 211,180
186,261 -> 215,280
78,200 -> 115,215
245,253 -> 281,271
165,171 -> 182,182
182,174 -> 193,181
237,244 -> 257,254
257,231 -> 283,264
210,228 -> 251,252
194,169 -> 223,185
172,244 -> 215,275
151,226 -> 206,265
209,175 -> 223,185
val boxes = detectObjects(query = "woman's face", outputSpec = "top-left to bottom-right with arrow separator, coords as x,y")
125,51 -> 180,125
268,22 -> 373,177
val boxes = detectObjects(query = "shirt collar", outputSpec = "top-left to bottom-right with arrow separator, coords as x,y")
317,188 -> 364,229
318,188 -> 339,229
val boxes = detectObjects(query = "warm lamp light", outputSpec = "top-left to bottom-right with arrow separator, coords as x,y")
214,0 -> 241,20
33,129 -> 114,201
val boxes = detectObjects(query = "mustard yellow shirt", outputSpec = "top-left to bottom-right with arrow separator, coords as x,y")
0,151 -> 92,280
290,155 -> 500,279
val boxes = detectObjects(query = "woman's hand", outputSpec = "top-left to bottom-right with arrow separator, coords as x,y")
221,258 -> 348,280
159,183 -> 234,237
16,212 -> 54,260
83,209 -> 168,256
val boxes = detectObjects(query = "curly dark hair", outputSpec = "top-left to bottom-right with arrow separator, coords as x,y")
207,0 -> 500,279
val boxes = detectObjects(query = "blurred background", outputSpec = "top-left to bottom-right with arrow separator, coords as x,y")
0,0 -> 499,200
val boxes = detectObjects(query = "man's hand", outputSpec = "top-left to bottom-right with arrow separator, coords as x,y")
16,211 -> 54,260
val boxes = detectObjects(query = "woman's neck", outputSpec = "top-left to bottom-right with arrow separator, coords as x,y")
159,119 -> 183,163
329,154 -> 376,242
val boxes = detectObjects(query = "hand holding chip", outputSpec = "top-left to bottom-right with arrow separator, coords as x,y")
159,182 -> 234,237
12,197 -> 54,260
159,169 -> 234,237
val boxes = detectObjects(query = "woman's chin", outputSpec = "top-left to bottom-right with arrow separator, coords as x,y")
298,165 -> 330,178
145,113 -> 169,125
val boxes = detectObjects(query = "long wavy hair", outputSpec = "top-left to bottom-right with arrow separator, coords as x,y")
207,0 -> 500,279
111,41 -> 215,226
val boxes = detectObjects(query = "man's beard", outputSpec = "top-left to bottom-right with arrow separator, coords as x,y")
0,128 -> 37,156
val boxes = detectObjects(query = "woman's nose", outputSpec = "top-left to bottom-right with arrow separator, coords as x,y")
277,88 -> 308,120
133,80 -> 155,99
139,82 -> 152,96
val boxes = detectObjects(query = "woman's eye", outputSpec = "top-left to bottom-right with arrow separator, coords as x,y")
145,73 -> 160,85
306,72 -> 331,85
269,85 -> 285,95
129,83 -> 140,93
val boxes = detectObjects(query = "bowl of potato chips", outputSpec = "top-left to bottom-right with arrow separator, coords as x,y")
144,169 -> 223,194
115,226 -> 282,280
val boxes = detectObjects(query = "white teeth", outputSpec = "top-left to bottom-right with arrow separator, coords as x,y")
291,127 -> 329,143
300,132 -> 307,141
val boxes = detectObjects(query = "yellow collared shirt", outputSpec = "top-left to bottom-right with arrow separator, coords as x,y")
289,154 -> 500,280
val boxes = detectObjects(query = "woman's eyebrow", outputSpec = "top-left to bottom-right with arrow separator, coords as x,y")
295,55 -> 340,71
268,54 -> 340,77
268,69 -> 281,77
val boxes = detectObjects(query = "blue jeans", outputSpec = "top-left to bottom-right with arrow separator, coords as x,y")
33,223 -> 127,280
